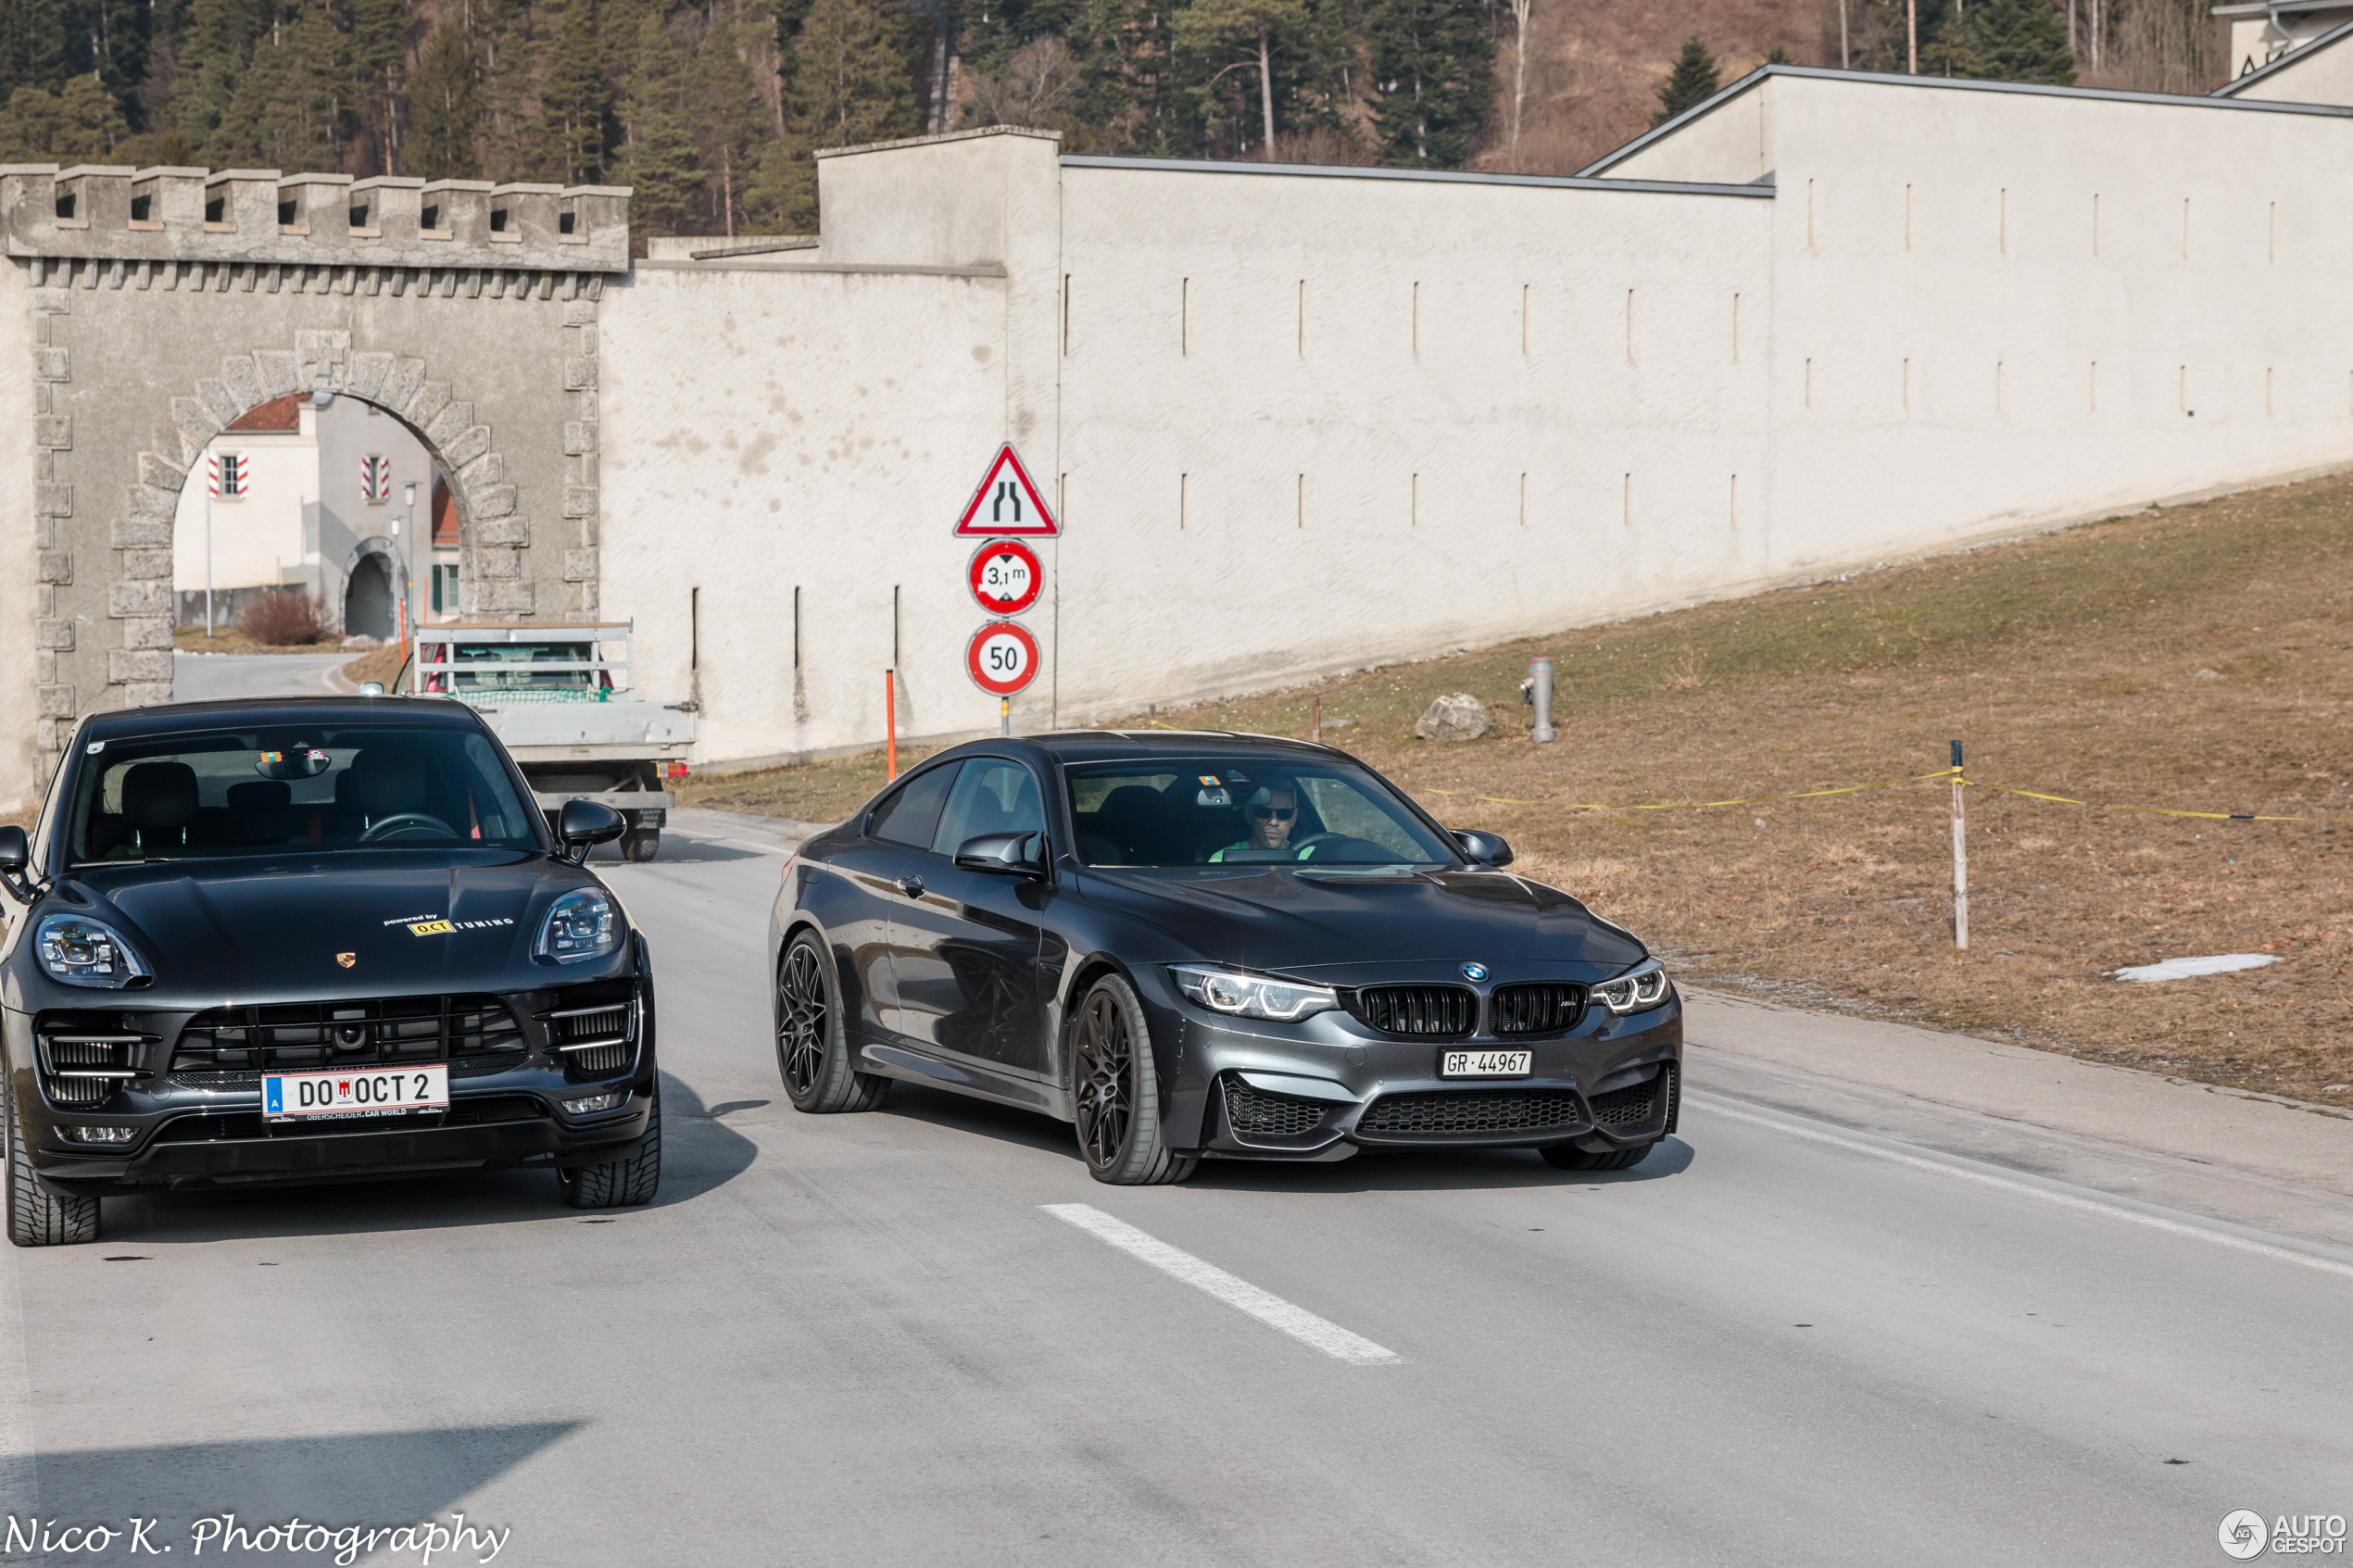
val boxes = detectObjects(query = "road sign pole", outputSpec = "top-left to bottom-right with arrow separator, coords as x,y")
1000,696 -> 1010,737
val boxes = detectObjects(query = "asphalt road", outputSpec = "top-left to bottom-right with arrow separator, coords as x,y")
171,651 -> 354,703
2,817 -> 2347,1566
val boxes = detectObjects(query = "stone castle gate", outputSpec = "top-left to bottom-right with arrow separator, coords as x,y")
1,163 -> 632,786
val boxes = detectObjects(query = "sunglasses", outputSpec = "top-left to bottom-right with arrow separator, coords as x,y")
1248,806 -> 1296,821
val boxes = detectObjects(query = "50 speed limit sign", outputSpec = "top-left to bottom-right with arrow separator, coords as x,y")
966,621 -> 1040,697
967,538 -> 1043,617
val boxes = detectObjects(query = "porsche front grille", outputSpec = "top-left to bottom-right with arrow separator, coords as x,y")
1357,1088 -> 1586,1138
35,1014 -> 153,1108
170,995 -> 526,1076
538,985 -> 638,1079
1491,983 -> 1587,1035
1221,1077 -> 1332,1139
1345,985 -> 1477,1039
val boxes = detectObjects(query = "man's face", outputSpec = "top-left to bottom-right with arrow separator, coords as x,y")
1248,788 -> 1297,848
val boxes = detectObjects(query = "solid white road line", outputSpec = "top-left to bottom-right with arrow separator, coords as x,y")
1042,1203 -> 1400,1365
1693,1094 -> 2353,1284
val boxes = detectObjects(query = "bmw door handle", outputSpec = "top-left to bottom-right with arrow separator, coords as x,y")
897,875 -> 925,899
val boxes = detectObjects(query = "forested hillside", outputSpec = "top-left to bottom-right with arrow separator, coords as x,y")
0,0 -> 2226,238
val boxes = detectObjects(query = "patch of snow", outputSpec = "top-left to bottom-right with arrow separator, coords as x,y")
2109,952 -> 2278,983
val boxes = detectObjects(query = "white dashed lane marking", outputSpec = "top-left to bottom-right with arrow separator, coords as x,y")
1043,1203 -> 1400,1365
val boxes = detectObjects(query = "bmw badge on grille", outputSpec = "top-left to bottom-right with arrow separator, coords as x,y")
1461,962 -> 1490,981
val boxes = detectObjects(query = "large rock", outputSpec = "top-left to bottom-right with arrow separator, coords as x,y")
1415,692 -> 1491,741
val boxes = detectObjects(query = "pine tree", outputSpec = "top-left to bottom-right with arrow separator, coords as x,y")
787,0 -> 914,150
0,0 -> 68,104
1064,0 -> 1176,154
1952,0 -> 2075,83
1173,0 -> 1307,155
541,0 -> 610,182
0,74 -> 130,159
685,26 -> 769,232
1651,35 -> 1719,126
346,0 -> 410,174
1364,0 -> 1491,169
409,22 -> 480,178
623,110 -> 702,231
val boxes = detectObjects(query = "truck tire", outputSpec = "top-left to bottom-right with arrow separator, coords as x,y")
623,827 -> 660,862
6,1088 -> 99,1247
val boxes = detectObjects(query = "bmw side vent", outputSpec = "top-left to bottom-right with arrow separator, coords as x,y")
1220,1076 -> 1332,1142
1491,983 -> 1587,1035
1590,1063 -> 1677,1132
1343,985 -> 1477,1039
34,1013 -> 154,1108
171,995 -> 526,1086
538,985 -> 637,1080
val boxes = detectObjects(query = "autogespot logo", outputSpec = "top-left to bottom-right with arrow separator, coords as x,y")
2222,1511 -> 2350,1558
1461,962 -> 1489,982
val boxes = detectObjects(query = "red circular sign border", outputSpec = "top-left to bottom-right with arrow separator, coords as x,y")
965,537 -> 1044,617
965,620 -> 1041,697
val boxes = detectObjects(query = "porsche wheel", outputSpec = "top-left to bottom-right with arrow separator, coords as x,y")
1072,973 -> 1196,1185
6,1089 -> 98,1247
560,1090 -> 661,1208
777,932 -> 888,1113
1541,1141 -> 1654,1173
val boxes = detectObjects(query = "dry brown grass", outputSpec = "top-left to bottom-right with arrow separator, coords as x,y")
339,644 -> 409,690
686,469 -> 2353,1110
174,625 -> 333,656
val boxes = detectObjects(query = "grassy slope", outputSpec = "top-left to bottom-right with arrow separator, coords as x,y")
684,470 -> 2353,1109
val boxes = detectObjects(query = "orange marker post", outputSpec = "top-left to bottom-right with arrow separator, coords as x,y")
886,670 -> 899,780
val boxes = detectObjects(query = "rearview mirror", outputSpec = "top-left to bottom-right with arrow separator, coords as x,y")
558,799 -> 626,862
954,831 -> 1046,879
1451,829 -> 1514,867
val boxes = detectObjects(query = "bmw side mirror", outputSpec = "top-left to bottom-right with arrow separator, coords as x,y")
1451,829 -> 1514,867
954,831 -> 1046,879
0,825 -> 31,903
558,800 -> 626,863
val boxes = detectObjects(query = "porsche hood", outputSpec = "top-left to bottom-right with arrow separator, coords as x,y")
44,853 -> 607,1002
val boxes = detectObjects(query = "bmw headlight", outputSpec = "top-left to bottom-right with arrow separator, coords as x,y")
1594,959 -> 1670,1016
535,889 -> 620,965
1171,964 -> 1338,1022
36,914 -> 150,988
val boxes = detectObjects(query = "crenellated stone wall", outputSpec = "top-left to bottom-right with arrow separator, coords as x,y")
0,163 -> 631,794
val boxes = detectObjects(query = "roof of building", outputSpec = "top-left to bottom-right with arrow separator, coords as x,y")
223,393 -> 302,433
2211,16 -> 2353,94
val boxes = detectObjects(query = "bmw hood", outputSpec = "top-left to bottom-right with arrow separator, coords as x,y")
1076,865 -> 1648,983
49,852 -> 607,1002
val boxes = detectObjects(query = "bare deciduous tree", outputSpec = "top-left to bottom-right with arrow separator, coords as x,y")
963,38 -> 1080,131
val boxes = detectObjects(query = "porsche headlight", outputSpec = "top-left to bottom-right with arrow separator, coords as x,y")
36,914 -> 150,988
1171,965 -> 1338,1022
535,889 -> 620,965
1594,959 -> 1670,1016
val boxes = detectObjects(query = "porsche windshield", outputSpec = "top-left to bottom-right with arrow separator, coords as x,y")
65,724 -> 539,863
1066,758 -> 1456,867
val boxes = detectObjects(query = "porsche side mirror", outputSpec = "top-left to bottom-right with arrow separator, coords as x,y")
1451,829 -> 1514,867
954,831 -> 1046,879
558,800 -> 626,863
0,825 -> 30,903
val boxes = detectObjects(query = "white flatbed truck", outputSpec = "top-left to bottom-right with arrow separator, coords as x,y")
410,621 -> 697,861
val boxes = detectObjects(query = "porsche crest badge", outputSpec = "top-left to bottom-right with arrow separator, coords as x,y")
335,952 -> 358,969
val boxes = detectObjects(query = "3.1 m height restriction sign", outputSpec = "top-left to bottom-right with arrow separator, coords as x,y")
968,538 -> 1043,617
966,621 -> 1040,697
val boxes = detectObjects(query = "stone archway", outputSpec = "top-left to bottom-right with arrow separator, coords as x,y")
6,163 -> 633,791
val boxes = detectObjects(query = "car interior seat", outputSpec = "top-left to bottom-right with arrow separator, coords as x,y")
120,760 -> 199,854
225,779 -> 298,846
349,748 -> 437,831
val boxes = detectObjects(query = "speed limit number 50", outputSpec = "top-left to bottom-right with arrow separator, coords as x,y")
966,621 -> 1040,697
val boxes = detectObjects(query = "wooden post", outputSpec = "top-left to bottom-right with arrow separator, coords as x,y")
1950,739 -> 1969,950
886,671 -> 899,780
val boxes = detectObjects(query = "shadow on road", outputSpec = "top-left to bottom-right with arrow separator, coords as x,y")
93,1073 -> 757,1243
876,1082 -> 1694,1193
31,1422 -> 582,1547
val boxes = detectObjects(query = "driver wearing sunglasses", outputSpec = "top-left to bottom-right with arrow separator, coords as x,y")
1210,784 -> 1315,862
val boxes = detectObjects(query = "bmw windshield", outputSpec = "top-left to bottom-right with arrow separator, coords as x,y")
64,723 -> 540,864
1066,757 -> 1457,868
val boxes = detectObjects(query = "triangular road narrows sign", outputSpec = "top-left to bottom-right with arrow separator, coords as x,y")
953,444 -> 1059,537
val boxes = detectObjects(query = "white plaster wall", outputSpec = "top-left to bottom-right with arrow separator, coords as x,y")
170,426 -> 315,596
1053,163 -> 1772,723
0,262 -> 36,809
2223,27 -> 2353,102
598,262 -> 1023,764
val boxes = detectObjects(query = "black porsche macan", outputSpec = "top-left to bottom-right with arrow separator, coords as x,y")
768,731 -> 1682,1185
2,696 -> 661,1247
